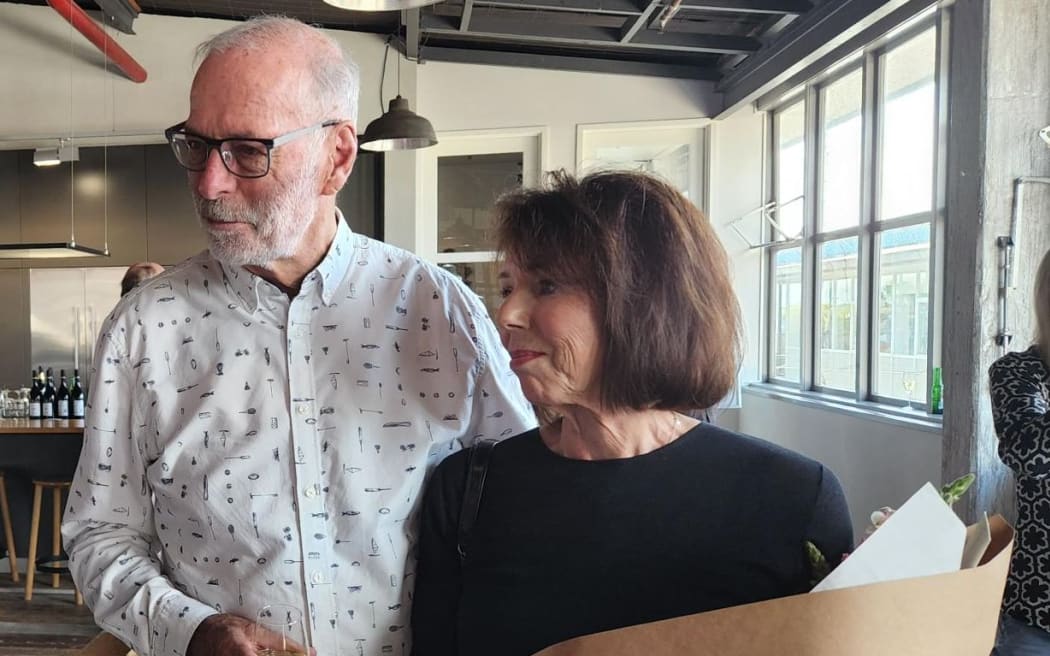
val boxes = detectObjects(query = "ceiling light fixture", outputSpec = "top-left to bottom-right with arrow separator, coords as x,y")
323,0 -> 442,12
33,143 -> 79,167
359,40 -> 437,152
0,4 -> 108,259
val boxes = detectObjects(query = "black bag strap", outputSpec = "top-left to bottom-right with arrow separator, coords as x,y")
456,439 -> 497,564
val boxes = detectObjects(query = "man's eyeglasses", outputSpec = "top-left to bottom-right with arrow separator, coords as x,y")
164,120 -> 340,179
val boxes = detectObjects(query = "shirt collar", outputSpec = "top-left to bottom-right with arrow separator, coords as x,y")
217,210 -> 355,313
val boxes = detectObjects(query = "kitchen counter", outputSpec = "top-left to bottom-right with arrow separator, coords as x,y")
0,418 -> 84,434
0,419 -> 85,561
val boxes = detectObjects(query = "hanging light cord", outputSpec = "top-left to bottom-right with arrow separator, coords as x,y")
378,37 -> 391,115
68,0 -> 75,244
103,13 -> 110,253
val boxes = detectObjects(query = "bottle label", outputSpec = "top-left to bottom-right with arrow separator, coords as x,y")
73,400 -> 85,418
42,404 -> 53,419
29,402 -> 41,419
58,403 -> 69,419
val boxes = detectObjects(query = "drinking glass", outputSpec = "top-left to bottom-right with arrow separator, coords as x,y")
901,374 -> 916,409
254,604 -> 309,656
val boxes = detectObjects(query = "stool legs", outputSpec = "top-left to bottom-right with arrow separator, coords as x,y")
0,475 -> 18,582
51,486 -> 61,589
24,481 -> 81,605
24,483 -> 42,601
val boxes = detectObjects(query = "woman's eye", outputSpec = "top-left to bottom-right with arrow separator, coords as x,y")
499,286 -> 513,299
537,280 -> 557,295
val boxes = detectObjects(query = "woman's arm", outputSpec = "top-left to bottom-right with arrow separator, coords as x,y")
989,355 -> 1050,479
803,465 -> 854,584
411,454 -> 468,656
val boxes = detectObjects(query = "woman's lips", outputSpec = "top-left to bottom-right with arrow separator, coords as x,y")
509,350 -> 544,367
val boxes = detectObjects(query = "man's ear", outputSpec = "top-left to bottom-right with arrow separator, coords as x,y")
321,122 -> 357,196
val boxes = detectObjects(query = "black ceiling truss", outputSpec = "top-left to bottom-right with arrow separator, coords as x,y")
10,0 -> 821,83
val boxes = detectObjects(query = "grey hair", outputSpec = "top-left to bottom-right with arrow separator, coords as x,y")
196,16 -> 359,124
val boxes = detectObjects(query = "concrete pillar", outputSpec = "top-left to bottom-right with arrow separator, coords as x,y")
943,0 -> 1050,523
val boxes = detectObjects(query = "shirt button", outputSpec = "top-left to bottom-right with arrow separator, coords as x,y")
311,572 -> 323,584
304,485 -> 319,498
296,404 -> 309,415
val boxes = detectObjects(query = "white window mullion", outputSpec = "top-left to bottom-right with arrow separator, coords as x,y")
800,85 -> 820,392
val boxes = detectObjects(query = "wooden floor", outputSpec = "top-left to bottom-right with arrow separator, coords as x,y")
0,574 -> 99,655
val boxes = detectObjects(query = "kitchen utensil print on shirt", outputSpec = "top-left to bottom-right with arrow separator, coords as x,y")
66,218 -> 536,656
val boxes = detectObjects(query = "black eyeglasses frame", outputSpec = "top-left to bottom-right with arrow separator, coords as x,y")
163,119 -> 341,179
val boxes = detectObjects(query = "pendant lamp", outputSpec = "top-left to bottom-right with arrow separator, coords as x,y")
359,42 -> 438,152
0,2 -> 109,259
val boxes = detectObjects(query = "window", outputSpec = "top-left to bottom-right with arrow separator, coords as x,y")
765,19 -> 945,411
418,128 -> 545,315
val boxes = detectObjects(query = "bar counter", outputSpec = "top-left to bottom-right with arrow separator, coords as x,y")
0,419 -> 85,567
0,418 -> 84,434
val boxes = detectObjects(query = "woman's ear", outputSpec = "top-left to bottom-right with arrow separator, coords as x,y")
321,122 -> 358,197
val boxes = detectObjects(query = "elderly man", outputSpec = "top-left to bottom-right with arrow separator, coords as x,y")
63,17 -> 534,656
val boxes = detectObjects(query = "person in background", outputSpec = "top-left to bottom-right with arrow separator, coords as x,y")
410,170 -> 854,656
989,247 -> 1050,655
119,261 -> 164,296
62,16 -> 534,656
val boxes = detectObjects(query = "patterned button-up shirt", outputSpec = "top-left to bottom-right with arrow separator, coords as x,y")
63,215 -> 536,656
989,345 -> 1050,634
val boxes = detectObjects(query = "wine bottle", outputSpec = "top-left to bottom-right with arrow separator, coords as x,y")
70,369 -> 85,419
28,368 -> 41,419
56,370 -> 70,419
41,368 -> 55,419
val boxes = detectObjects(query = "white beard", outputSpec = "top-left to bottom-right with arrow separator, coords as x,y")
193,158 -> 321,267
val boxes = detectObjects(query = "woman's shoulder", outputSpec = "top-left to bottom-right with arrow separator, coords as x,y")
685,423 -> 831,486
432,429 -> 542,479
689,422 -> 819,462
989,345 -> 1047,381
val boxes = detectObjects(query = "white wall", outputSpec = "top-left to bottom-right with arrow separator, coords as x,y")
706,107 -> 766,431
0,5 -> 392,141
417,60 -> 720,172
738,393 -> 942,537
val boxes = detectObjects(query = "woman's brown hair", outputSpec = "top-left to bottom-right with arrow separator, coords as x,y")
495,169 -> 742,412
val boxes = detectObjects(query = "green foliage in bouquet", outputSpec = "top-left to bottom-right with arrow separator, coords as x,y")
805,541 -> 831,589
804,473 -> 976,588
939,473 -> 976,506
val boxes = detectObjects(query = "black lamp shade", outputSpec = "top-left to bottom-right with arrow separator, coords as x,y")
359,96 -> 438,152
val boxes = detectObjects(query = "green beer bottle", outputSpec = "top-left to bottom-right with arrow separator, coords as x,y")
930,367 -> 943,415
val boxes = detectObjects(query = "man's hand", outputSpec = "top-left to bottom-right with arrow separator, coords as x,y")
187,613 -> 314,656
187,614 -> 257,656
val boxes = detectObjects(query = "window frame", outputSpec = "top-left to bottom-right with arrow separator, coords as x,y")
763,11 -> 949,413
416,127 -> 548,313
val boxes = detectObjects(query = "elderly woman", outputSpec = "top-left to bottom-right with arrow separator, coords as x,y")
989,248 -> 1050,655
410,170 -> 853,656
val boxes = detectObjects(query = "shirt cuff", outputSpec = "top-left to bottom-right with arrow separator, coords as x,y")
155,593 -> 219,656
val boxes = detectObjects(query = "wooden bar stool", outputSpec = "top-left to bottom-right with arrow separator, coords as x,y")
25,480 -> 82,605
0,472 -> 18,582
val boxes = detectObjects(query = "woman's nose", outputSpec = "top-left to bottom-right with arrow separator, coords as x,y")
497,292 -> 528,332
